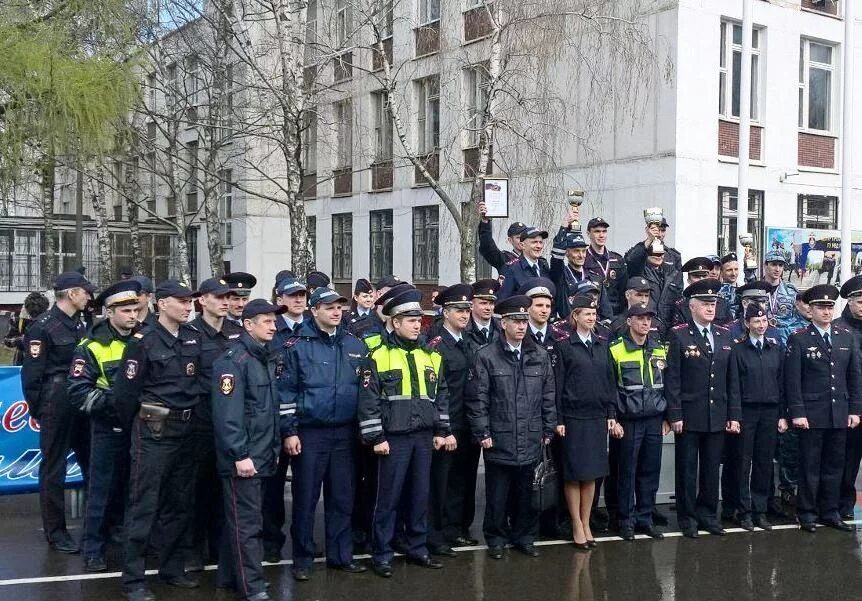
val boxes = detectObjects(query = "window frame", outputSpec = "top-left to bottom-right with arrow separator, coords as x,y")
218,169 -> 234,247
464,63 -> 490,147
718,20 -> 762,122
418,0 -> 441,26
301,107 -> 318,173
335,0 -> 352,47
331,212 -> 353,281
797,194 -> 838,230
369,209 -> 394,281
799,38 -> 837,134
412,205 -> 439,282
416,76 -> 440,154
335,99 -> 353,169
716,187 -> 765,258
372,91 -> 393,161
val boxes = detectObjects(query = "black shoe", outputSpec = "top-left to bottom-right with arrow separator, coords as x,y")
753,515 -> 772,531
841,512 -> 855,521
407,555 -> 443,569
487,546 -> 504,559
327,562 -> 367,574
737,518 -> 755,532
262,549 -> 282,564
704,525 -> 726,536
572,541 -> 591,551
651,508 -> 670,527
160,575 -> 200,589
620,528 -> 635,541
451,535 -> 479,546
124,588 -> 155,601
429,545 -> 457,557
586,539 -> 598,548
820,519 -> 854,532
392,540 -> 409,555
185,558 -> 204,573
292,567 -> 311,581
49,531 -> 79,554
84,556 -> 107,572
799,522 -> 816,533
681,527 -> 699,539
246,593 -> 271,601
372,562 -> 393,578
634,525 -> 664,540
514,544 -> 539,557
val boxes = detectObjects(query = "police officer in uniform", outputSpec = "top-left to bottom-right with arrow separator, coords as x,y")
609,277 -> 668,341
498,227 -> 550,301
343,278 -> 376,334
837,275 -> 862,518
22,270 -> 95,553
349,276 -> 402,339
305,270 -> 331,290
186,278 -> 243,570
639,239 -> 683,335
69,280 -> 141,571
584,217 -> 628,316
673,258 -> 732,327
549,226 -> 611,320
785,284 -> 862,532
468,295 -> 557,559
726,282 -> 782,342
477,202 -> 527,273
281,287 -> 367,580
131,275 -> 158,332
762,249 -> 800,343
718,253 -> 740,319
624,216 -> 682,276
114,280 -> 203,600
212,299 -> 283,601
465,279 -> 501,346
665,278 -> 740,538
224,272 -> 257,325
427,284 -> 482,553
358,287 -> 455,577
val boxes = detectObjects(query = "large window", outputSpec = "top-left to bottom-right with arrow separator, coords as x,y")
370,210 -> 393,281
335,0 -> 351,46
186,54 -> 200,106
332,213 -> 353,280
372,91 -> 393,160
335,99 -> 352,168
301,108 -> 318,173
465,64 -> 490,146
377,0 -> 394,38
144,152 -> 157,216
718,21 -> 762,120
218,169 -> 234,247
419,0 -> 440,24
717,187 -> 764,257
305,0 -> 317,63
306,216 -> 317,268
416,76 -> 440,153
412,205 -> 439,281
799,39 -> 836,132
798,194 -> 838,229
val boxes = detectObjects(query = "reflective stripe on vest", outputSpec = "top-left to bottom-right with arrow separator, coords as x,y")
80,338 -> 129,390
608,339 -> 667,389
370,344 -> 442,399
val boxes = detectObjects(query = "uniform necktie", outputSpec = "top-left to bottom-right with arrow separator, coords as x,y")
755,340 -> 762,351
823,332 -> 831,351
532,264 -> 540,277
481,327 -> 489,342
702,327 -> 713,354
514,349 -> 520,362
535,331 -> 543,344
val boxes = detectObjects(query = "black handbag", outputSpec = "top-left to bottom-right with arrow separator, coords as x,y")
531,442 -> 559,512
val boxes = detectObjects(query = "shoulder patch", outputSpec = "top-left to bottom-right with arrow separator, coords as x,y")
133,332 -> 145,339
792,326 -> 808,335
70,358 -> 86,378
28,340 -> 42,358
284,337 -> 299,348
714,325 -> 729,332
219,374 -> 235,395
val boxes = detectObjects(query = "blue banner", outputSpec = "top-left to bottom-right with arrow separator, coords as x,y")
0,366 -> 83,495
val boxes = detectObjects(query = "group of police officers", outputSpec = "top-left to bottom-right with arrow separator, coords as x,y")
17,203 -> 862,601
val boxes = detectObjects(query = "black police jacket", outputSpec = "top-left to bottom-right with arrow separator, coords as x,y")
22,305 -> 87,419
785,324 -> 862,428
498,254 -> 551,301
665,323 -> 739,432
585,247 -> 628,316
673,296 -> 733,328
113,320 -> 203,428
193,316 -> 243,431
464,316 -> 501,348
727,335 -> 784,411
557,333 -> 616,421
478,219 -> 518,273
624,240 -> 683,277
641,264 -> 683,335
427,328 -> 477,433
211,333 -> 280,478
467,336 -> 556,466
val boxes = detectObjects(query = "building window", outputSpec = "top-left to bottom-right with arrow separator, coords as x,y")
799,39 -> 835,132
419,0 -> 440,24
335,100 -> 352,169
185,227 -> 198,289
377,0 -> 394,38
185,140 -> 198,214
465,64 -> 490,147
335,0 -> 351,46
372,91 -> 393,160
217,63 -> 234,142
145,151 -> 157,216
112,160 -> 124,220
412,205 -> 439,281
717,187 -> 764,257
305,0 -> 318,63
147,73 -> 157,110
306,216 -> 317,268
370,210 -> 393,281
302,108 -> 317,173
798,194 -> 838,229
416,76 -> 440,153
332,213 -> 353,280
218,169 -> 234,247
718,21 -> 761,120
166,63 -> 177,107
186,54 -> 200,106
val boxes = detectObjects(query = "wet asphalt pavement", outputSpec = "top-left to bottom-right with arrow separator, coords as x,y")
4,492 -> 862,601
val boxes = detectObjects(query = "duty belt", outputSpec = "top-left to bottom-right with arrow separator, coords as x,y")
167,407 -> 194,421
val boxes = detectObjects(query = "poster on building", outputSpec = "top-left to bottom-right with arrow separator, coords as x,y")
765,227 -> 862,290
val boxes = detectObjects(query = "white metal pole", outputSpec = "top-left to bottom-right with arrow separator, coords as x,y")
840,0 -> 855,288
736,0 -> 753,284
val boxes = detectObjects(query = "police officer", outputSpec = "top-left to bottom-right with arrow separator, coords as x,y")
224,272 -> 257,325
726,282 -> 782,342
305,270 -> 331,290
131,275 -> 157,331
726,304 -> 784,531
281,287 -> 367,580
426,284 -> 482,554
69,280 -> 141,571
348,276 -> 401,339
465,279 -> 501,346
212,299 -> 283,601
343,278 -> 376,334
608,302 -> 669,540
186,278 -> 243,571
624,216 -> 682,276
469,295 -> 556,559
666,278 -> 740,538
673,258 -> 733,327
786,285 -> 862,532
114,280 -> 203,600
609,277 -> 668,340
22,270 -> 94,553
477,201 -> 527,272
584,217 -> 628,315
358,287 -> 454,577
718,253 -> 740,319
638,239 -> 683,333
498,227 -> 550,301
762,249 -> 800,343
838,275 -> 862,518
549,226 -> 610,320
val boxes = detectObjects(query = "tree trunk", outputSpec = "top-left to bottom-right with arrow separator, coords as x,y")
86,164 -> 113,286
175,232 -> 191,284
122,160 -> 145,275
202,167 -> 224,277
40,154 -> 57,287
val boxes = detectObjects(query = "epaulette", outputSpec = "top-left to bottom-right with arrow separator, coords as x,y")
792,326 -> 808,335
133,332 -> 145,340
714,324 -> 729,332
284,337 -> 299,348
505,256 -> 519,266
185,323 -> 199,332
550,323 -> 570,341
785,281 -> 799,293
672,323 -> 688,331
735,336 -> 746,344
427,335 -> 443,349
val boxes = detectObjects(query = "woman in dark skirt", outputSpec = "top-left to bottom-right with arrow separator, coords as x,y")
557,296 -> 619,549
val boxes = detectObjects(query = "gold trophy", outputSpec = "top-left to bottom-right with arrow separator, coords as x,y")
739,233 -> 757,270
567,189 -> 584,231
643,207 -> 664,226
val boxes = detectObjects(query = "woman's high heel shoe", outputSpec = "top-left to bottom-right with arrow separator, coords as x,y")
586,540 -> 597,548
572,541 -> 591,551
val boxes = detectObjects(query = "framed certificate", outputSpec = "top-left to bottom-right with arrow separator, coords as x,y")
482,178 -> 509,218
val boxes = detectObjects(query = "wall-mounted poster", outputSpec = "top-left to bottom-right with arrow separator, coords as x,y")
765,227 -> 862,290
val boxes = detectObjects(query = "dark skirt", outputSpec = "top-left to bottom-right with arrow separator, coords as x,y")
562,417 -> 609,482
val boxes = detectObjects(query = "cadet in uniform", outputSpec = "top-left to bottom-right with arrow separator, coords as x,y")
131,275 -> 158,331
22,270 -> 94,553
665,278 -> 740,538
762,250 -> 800,343
549,226 -> 611,320
69,280 -> 141,571
624,216 -> 682,276
468,295 -> 556,559
785,285 -> 862,532
114,280 -> 203,600
673,258 -> 733,327
726,282 -> 782,342
281,287 -> 367,580
212,299 -> 283,601
305,270 -> 331,290
609,277 -> 668,341
726,305 -> 784,531
465,279 -> 501,346
838,275 -> 862,518
426,284 -> 481,554
224,272 -> 257,325
358,287 -> 455,577
477,201 -> 527,272
186,278 -> 243,570
343,278 -> 376,334
498,227 -> 551,301
584,217 -> 628,316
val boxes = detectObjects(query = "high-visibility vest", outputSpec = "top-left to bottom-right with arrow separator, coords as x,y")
608,338 -> 667,391
370,343 -> 443,401
79,337 -> 128,389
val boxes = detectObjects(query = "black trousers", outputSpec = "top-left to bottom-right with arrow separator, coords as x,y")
429,431 -> 481,547
720,431 -> 742,516
38,377 -> 90,540
186,419 -> 222,564
219,477 -> 266,598
261,449 -> 289,555
674,430 -> 724,530
81,418 -> 129,559
122,415 -> 195,590
483,461 -> 538,548
737,405 -> 779,519
352,443 -> 379,548
797,427 -> 846,525
617,416 -> 663,529
839,426 -> 862,516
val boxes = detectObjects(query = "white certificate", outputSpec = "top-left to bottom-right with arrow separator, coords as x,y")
482,178 -> 509,218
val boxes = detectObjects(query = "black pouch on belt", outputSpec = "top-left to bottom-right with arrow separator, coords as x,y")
139,402 -> 170,439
